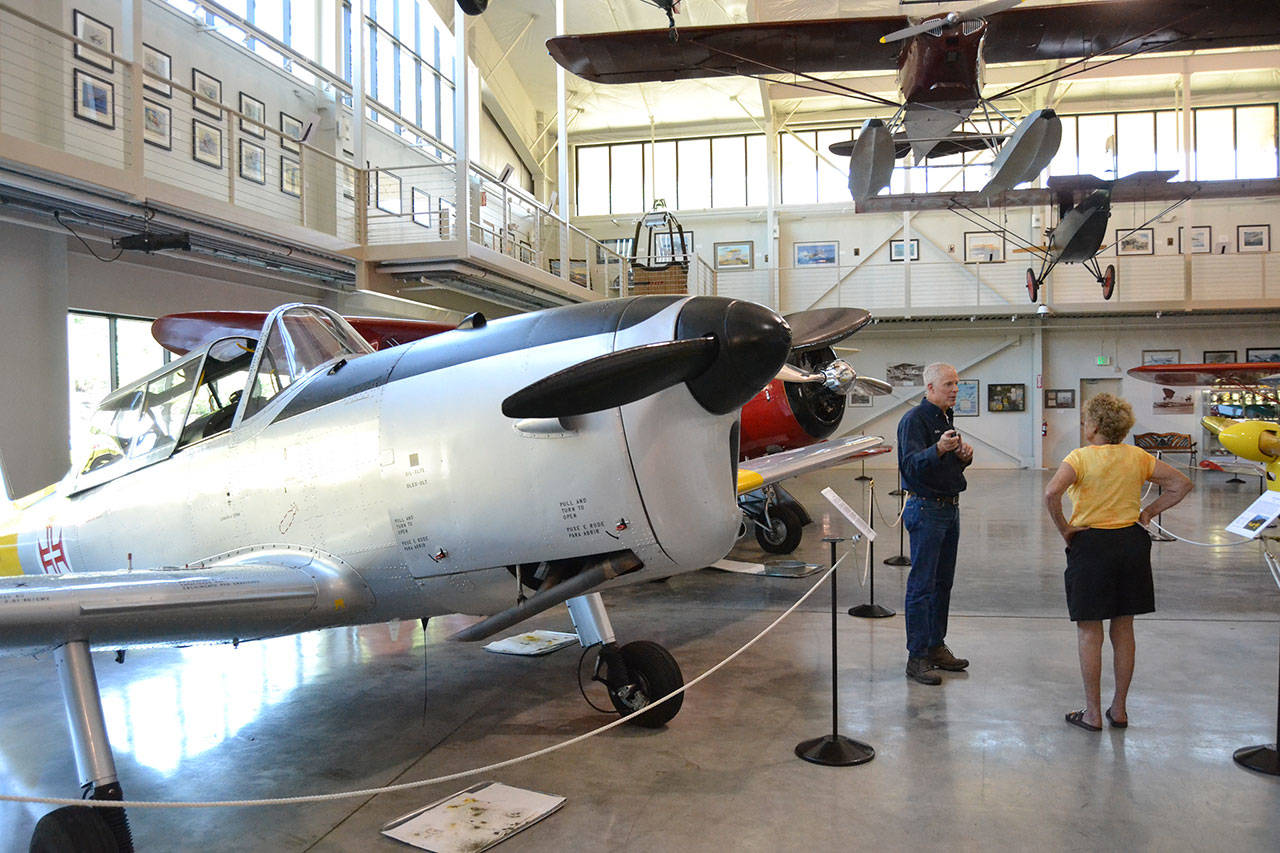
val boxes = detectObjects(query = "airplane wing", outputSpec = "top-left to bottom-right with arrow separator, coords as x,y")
0,548 -> 373,656
153,310 -> 454,354
1199,458 -> 1267,479
1128,363 -> 1280,387
737,435 -> 889,495
547,1 -> 1280,85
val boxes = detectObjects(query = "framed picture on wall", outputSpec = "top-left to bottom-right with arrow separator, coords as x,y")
280,112 -> 303,153
280,156 -> 302,197
1142,349 -> 1180,365
239,93 -> 266,139
1044,389 -> 1076,409
72,10 -> 114,72
142,44 -> 171,97
1238,225 -> 1271,253
1202,350 -> 1237,363
655,231 -> 692,261
191,119 -> 222,168
375,171 -> 402,215
987,383 -> 1025,412
192,69 -> 222,118
963,231 -> 1004,263
238,140 -> 266,184
1246,347 -> 1280,363
713,241 -> 753,270
142,99 -> 170,149
1116,228 -> 1154,255
72,69 -> 114,129
1178,225 -> 1211,254
848,386 -> 874,407
795,241 -> 837,266
890,238 -> 920,262
954,380 -> 979,417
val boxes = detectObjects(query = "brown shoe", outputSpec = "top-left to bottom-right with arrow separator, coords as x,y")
906,657 -> 942,685
928,644 -> 969,671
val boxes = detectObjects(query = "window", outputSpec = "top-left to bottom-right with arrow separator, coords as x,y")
1236,105 -> 1278,179
676,139 -> 711,210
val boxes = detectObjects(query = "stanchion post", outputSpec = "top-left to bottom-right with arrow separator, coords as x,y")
885,471 -> 911,567
849,476 -> 895,619
795,536 -> 875,767
1148,450 -> 1175,542
1233,540 -> 1280,775
855,455 -> 871,482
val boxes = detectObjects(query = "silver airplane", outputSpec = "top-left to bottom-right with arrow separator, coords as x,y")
0,295 -> 884,850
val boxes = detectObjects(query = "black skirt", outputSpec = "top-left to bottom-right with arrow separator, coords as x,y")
1064,524 -> 1155,621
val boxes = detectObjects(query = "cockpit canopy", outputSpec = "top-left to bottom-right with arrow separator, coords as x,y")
69,304 -> 371,493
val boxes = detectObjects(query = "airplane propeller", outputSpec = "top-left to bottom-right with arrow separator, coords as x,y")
776,361 -> 893,397
880,0 -> 1023,44
784,307 -> 871,352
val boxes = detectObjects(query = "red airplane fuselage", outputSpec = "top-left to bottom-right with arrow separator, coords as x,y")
897,19 -> 986,106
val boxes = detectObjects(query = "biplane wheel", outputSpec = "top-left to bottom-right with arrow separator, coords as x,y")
30,806 -> 119,853
455,0 -> 487,14
1101,264 -> 1116,300
607,640 -> 684,728
1025,268 -> 1040,303
755,504 -> 804,554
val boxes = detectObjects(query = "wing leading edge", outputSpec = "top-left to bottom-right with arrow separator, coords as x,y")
737,435 -> 889,494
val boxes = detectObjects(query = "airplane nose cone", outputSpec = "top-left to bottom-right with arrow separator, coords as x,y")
676,297 -> 792,414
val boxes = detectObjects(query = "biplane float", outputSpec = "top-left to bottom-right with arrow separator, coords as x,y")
0,296 -> 890,849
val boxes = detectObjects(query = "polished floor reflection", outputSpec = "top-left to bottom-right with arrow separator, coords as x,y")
1,468 -> 1278,851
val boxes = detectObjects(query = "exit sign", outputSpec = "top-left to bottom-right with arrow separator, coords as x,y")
1096,356 -> 1111,366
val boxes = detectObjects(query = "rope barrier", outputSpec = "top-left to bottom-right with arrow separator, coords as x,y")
0,552 -> 854,811
1146,519 -> 1256,548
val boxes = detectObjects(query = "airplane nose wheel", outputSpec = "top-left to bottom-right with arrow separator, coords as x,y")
595,640 -> 684,728
1101,264 -> 1116,300
755,504 -> 803,554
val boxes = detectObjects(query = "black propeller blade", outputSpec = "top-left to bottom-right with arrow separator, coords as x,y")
784,307 -> 872,352
502,336 -> 719,419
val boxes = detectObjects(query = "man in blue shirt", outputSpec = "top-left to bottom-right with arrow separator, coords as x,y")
897,362 -> 973,685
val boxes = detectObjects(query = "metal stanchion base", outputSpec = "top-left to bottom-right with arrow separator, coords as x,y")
795,734 -> 875,766
848,603 -> 895,618
883,555 -> 911,566
1233,744 -> 1280,775
854,475 -> 872,482
1226,476 -> 1247,484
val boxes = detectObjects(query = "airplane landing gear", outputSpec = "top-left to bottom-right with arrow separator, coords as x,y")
1026,268 -> 1041,303
1100,263 -> 1116,300
568,593 -> 684,727
739,484 -> 811,555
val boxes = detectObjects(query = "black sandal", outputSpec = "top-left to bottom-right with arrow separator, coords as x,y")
1065,710 -> 1102,732
1105,708 -> 1128,729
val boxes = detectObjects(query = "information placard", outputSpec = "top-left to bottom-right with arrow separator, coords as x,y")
1225,490 -> 1280,539
821,487 -> 876,541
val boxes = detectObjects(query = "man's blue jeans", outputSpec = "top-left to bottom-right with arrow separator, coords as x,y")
903,498 -> 960,658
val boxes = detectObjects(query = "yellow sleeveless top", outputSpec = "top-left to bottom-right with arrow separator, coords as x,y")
1064,443 -> 1157,529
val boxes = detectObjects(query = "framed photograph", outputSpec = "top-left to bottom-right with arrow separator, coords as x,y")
1202,350 -> 1237,364
72,10 -> 114,72
191,119 -> 222,169
1246,347 -> 1280,363
142,99 -> 170,149
1238,224 -> 1271,253
238,140 -> 265,184
954,380 -> 979,417
963,231 -> 1004,263
1178,225 -> 1211,254
886,362 -> 924,387
1116,228 -> 1154,255
1141,349 -> 1180,366
596,238 -> 632,264
72,69 -> 114,129
890,238 -> 920,262
848,386 -> 874,408
412,187 -> 432,227
142,44 -> 171,97
191,69 -> 222,119
987,383 -> 1025,413
239,92 -> 266,139
438,197 -> 455,240
714,241 -> 753,270
569,259 -> 589,287
375,171 -> 402,215
795,241 -> 837,266
1044,389 -> 1076,409
280,156 -> 302,197
655,231 -> 692,261
280,112 -> 303,154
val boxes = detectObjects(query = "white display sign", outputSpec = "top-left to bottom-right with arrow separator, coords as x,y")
1225,490 -> 1280,539
820,487 -> 876,541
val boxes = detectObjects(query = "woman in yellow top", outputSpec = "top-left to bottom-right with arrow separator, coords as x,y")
1044,393 -> 1192,732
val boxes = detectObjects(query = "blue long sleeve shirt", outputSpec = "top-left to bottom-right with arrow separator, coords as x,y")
897,397 -> 969,498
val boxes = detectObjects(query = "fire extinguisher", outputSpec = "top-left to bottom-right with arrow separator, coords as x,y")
1042,420 -> 1048,437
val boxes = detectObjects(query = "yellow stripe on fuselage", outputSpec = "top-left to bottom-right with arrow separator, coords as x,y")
737,468 -> 764,495
0,533 -> 21,576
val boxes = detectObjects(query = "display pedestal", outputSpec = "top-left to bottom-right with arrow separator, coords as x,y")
849,477 -> 895,619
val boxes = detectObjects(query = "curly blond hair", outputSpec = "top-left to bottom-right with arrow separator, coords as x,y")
1083,392 -> 1135,444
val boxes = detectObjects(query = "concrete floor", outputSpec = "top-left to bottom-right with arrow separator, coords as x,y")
1,468 -> 1278,852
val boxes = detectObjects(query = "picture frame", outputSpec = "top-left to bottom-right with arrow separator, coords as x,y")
191,119 -> 222,169
795,241 -> 837,266
1044,389 -> 1076,409
954,380 -> 979,417
655,231 -> 692,261
438,197 -> 455,240
1202,350 -> 1237,364
890,238 -> 920,262
1238,224 -> 1271,253
191,69 -> 222,119
1116,228 -> 1154,255
238,140 -> 265,184
72,10 -> 114,72
886,362 -> 924,387
280,156 -> 302,197
1141,349 -> 1180,365
963,231 -> 1004,263
569,259 -> 589,287
72,69 -> 114,129
375,171 -> 402,215
411,187 -> 432,227
848,386 -> 874,408
1246,347 -> 1280,363
1178,225 -> 1211,254
142,44 -> 171,97
239,93 -> 266,139
713,241 -> 754,270
987,383 -> 1025,413
595,238 -> 632,264
142,98 -> 170,149
280,112 -> 303,154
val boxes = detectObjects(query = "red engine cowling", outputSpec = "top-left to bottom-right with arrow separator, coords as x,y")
739,346 -> 848,459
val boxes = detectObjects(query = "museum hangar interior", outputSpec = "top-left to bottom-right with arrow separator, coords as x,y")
1,0 -> 1279,850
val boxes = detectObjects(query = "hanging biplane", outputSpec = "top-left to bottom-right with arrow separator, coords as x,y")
547,0 -> 1280,204
0,296 -> 891,849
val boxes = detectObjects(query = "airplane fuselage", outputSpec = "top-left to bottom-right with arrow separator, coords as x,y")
1051,189 -> 1112,263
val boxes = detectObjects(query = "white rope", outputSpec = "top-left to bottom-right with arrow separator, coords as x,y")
0,553 -> 853,811
1147,519 -> 1257,548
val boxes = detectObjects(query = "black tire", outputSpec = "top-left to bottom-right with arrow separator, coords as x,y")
30,806 -> 119,853
1101,264 -> 1116,300
755,504 -> 803,554
456,0 -> 488,14
608,640 -> 684,728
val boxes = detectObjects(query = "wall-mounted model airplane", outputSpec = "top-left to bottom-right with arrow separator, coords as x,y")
0,296 -> 888,850
546,0 -> 1280,204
